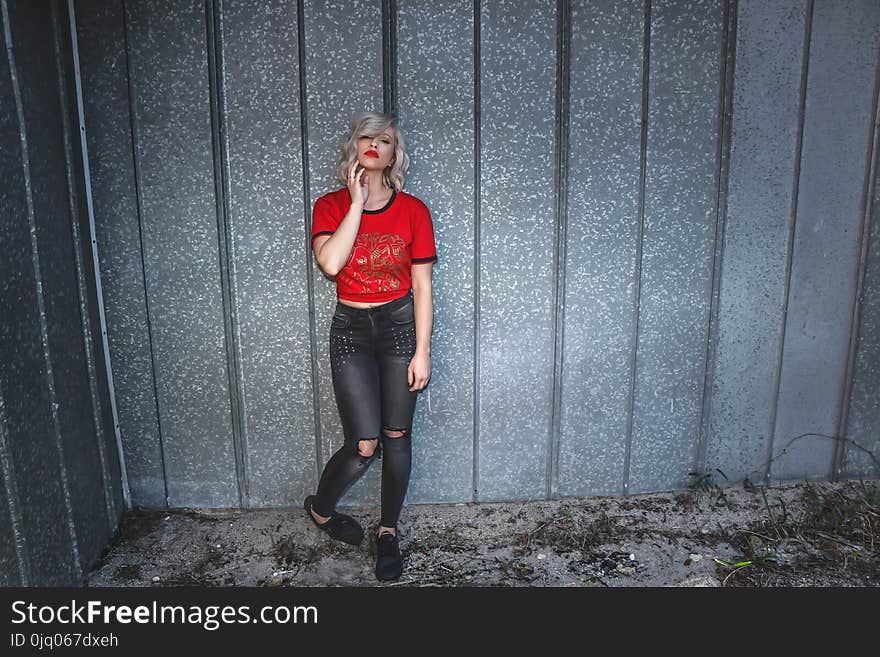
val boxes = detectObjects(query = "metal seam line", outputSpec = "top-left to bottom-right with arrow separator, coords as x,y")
834,24 -> 880,480
55,0 -> 117,527
121,0 -> 170,506
472,0 -> 481,502
296,0 -> 323,489
382,0 -> 397,117
622,0 -> 652,497
3,0 -> 82,580
765,0 -> 813,485
547,0 -> 571,500
695,0 -> 737,478
206,0 -> 249,507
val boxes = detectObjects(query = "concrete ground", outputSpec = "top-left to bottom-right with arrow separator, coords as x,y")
86,478 -> 879,587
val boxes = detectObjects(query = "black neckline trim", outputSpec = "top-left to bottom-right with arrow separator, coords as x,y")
362,189 -> 398,214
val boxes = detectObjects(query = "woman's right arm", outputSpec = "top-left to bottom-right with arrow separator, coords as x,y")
314,163 -> 367,276
314,198 -> 363,276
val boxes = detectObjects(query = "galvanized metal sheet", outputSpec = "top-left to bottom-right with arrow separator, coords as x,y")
126,0 -> 238,506
65,2 -> 124,527
845,161 -> 880,478
220,0 -> 315,507
397,0 -> 474,504
304,0 -> 385,508
0,420 -> 21,586
0,5 -> 78,582
0,241 -> 78,586
64,0 -> 880,513
70,210 -> 123,528
558,0 -> 644,498
771,0 -> 880,481
628,0 -> 723,494
478,0 -> 557,501
705,0 -> 805,484
0,378 -> 24,585
75,0 -> 166,507
26,9 -> 110,572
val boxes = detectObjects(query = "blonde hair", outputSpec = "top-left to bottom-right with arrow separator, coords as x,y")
336,111 -> 410,191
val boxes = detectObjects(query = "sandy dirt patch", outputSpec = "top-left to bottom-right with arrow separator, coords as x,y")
87,478 -> 879,588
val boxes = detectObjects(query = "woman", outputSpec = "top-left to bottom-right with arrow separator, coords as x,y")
304,111 -> 437,582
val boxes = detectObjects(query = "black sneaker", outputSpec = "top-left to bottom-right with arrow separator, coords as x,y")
304,495 -> 364,546
375,532 -> 403,581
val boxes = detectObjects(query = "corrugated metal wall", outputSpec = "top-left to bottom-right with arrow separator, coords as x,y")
0,0 -> 124,585
2,0 -> 879,586
75,0 -> 880,510
714,0 -> 880,485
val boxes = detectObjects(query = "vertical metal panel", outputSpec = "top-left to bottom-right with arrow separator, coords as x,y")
478,0 -> 557,501
35,0 -> 113,570
771,0 -> 880,481
303,0 -> 385,508
628,0 -> 723,494
0,499 -> 20,586
219,0 -> 315,506
0,0 -> 80,584
705,0 -> 806,483
0,481 -> 22,585
75,0 -> 165,507
0,386 -> 26,586
66,0 -> 127,520
558,0 -> 644,497
125,0 -> 238,506
0,195 -> 74,585
846,138 -> 880,477
397,0 -> 475,503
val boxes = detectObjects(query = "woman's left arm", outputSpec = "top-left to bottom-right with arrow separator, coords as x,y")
408,263 -> 434,392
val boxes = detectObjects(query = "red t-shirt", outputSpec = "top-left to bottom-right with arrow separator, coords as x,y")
311,188 -> 438,303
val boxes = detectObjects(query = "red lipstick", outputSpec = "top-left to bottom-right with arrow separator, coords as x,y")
365,149 -> 379,158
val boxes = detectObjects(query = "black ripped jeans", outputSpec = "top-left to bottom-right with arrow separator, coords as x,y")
312,289 -> 418,529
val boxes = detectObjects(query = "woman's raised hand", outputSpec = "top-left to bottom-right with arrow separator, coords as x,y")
347,161 -> 369,206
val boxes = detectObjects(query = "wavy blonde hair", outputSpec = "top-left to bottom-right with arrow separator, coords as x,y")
336,111 -> 410,191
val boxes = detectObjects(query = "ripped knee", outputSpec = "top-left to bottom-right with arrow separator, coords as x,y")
357,437 -> 380,457
382,427 -> 410,439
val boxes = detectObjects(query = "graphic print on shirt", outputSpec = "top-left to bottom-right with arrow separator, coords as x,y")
345,232 -> 407,293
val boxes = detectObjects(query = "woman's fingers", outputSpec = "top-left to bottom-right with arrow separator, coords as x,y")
407,366 -> 431,391
347,163 -> 368,204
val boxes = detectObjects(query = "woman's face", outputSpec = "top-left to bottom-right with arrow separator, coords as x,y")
356,129 -> 396,171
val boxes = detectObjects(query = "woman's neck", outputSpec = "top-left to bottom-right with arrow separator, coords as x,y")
363,174 -> 392,208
